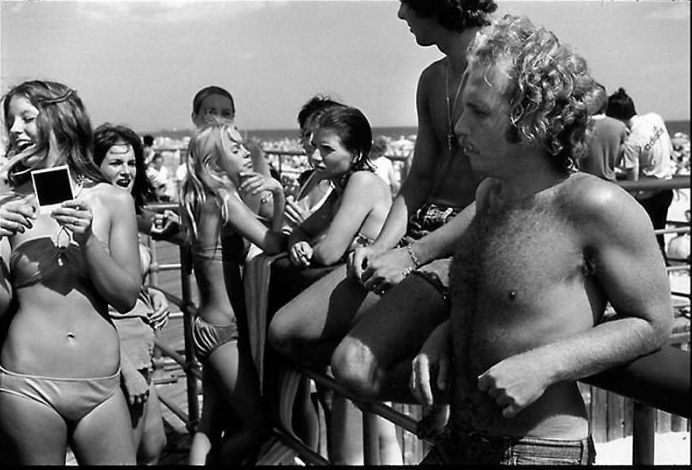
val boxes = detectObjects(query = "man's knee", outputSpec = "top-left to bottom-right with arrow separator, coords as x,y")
331,337 -> 382,400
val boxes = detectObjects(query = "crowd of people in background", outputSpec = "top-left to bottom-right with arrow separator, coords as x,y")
0,0 -> 688,466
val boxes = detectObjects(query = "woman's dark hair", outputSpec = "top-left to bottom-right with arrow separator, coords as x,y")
2,80 -> 106,185
606,88 -> 637,121
297,94 -> 345,131
93,123 -> 156,212
192,86 -> 235,116
401,0 -> 497,32
316,106 -> 375,187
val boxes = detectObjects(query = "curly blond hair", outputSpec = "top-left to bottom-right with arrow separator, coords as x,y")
468,14 -> 596,171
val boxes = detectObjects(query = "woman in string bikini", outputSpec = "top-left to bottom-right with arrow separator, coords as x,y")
180,122 -> 286,464
0,80 -> 141,464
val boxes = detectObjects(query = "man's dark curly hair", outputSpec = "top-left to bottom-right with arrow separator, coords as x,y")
400,0 -> 498,32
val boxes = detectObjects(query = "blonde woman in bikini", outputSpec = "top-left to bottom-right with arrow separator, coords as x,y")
180,122 -> 286,464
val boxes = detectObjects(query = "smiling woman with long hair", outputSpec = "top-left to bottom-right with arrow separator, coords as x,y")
0,80 -> 141,464
180,122 -> 286,464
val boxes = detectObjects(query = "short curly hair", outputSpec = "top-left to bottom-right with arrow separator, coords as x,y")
401,0 -> 497,32
467,14 -> 596,172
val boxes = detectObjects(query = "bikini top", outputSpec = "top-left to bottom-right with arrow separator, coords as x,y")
190,232 -> 249,266
9,236 -> 86,289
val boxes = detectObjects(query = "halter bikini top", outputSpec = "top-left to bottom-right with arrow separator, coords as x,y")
9,236 -> 86,289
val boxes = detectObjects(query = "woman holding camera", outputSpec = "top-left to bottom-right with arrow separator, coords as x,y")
0,80 -> 141,464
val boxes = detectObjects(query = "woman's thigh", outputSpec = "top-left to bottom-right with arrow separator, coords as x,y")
70,388 -> 136,465
0,392 -> 69,464
270,265 -> 374,343
207,340 -> 266,424
346,273 -> 449,370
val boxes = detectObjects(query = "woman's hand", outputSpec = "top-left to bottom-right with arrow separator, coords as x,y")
51,199 -> 94,245
289,241 -> 313,267
347,244 -> 384,281
359,246 -> 416,295
283,196 -> 310,227
121,367 -> 150,407
148,288 -> 170,330
0,197 -> 36,237
239,171 -> 282,196
150,209 -> 180,239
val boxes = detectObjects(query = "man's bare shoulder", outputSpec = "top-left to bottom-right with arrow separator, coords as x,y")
419,58 -> 447,85
559,172 -> 652,238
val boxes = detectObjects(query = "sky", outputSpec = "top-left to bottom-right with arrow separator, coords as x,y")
1,0 -> 690,135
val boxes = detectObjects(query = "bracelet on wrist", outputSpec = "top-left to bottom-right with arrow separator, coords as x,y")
402,266 -> 414,278
406,244 -> 421,269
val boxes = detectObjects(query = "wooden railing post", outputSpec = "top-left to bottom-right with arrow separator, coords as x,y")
362,409 -> 380,465
632,401 -> 656,465
179,243 -> 200,432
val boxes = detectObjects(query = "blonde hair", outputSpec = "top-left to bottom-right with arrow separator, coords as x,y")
179,123 -> 242,240
468,14 -> 595,171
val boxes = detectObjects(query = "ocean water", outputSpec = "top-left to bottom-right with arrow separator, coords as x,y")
153,125 -> 419,143
154,120 -> 690,143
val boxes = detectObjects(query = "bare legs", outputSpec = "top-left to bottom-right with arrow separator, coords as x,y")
0,388 -> 136,464
189,339 -> 271,465
269,268 -> 448,463
268,265 -> 378,366
332,274 -> 449,400
329,396 -> 403,465
269,267 -> 448,400
131,382 -> 167,465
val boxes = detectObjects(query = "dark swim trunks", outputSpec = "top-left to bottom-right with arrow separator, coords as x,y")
401,202 -> 462,245
397,202 -> 462,302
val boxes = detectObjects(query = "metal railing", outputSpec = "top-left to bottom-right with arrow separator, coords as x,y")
143,175 -> 690,465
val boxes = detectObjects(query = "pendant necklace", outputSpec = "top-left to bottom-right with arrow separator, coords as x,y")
445,61 -> 465,153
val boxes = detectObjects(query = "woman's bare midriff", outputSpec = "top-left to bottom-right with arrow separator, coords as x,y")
1,285 -> 120,378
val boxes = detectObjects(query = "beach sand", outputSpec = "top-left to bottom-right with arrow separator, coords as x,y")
594,431 -> 690,465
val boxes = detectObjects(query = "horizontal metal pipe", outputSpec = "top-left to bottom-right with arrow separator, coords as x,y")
149,263 -> 183,272
654,227 -> 690,235
291,363 -> 425,440
582,346 -> 690,418
618,175 -> 690,192
142,202 -> 180,212
154,339 -> 203,381
156,393 -> 190,424
271,428 -> 330,465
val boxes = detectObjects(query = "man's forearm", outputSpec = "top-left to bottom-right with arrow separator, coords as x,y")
373,175 -> 433,250
410,202 -> 476,265
534,315 -> 671,386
